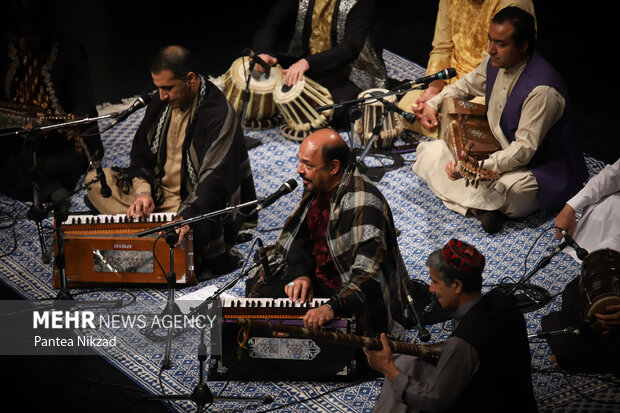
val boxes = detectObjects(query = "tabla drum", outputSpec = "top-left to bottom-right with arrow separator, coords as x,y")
353,88 -> 404,149
273,76 -> 333,142
579,248 -> 620,333
221,57 -> 283,129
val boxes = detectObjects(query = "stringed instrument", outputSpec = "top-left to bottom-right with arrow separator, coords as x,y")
439,98 -> 501,188
236,317 -> 444,365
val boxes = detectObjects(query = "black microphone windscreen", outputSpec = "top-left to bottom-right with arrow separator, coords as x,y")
284,179 -> 298,191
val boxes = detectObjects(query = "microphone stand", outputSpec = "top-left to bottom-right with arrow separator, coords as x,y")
344,95 -> 410,182
136,200 -> 260,239
50,175 -> 105,300
146,325 -> 271,412
494,242 -> 565,312
136,199 -> 261,370
8,110 -> 131,263
146,240 -> 272,410
24,127 -> 52,264
0,111 -> 128,139
159,227 -> 183,370
239,55 -> 256,130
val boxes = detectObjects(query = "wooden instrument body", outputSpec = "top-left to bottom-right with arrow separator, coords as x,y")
209,301 -> 368,381
439,98 -> 501,187
53,213 -> 196,288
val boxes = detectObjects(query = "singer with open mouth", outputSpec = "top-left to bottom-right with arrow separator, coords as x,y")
246,128 -> 413,339
84,45 -> 257,278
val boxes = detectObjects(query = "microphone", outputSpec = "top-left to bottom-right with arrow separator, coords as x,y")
571,316 -> 597,336
411,68 -> 457,85
91,154 -> 111,198
381,99 -> 416,124
108,92 -> 154,128
49,187 -> 70,222
559,229 -> 589,260
404,290 -> 431,342
251,179 -> 298,215
243,49 -> 271,77
256,238 -> 273,283
528,328 -> 573,340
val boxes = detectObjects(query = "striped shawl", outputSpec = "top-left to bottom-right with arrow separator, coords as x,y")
248,167 -> 409,337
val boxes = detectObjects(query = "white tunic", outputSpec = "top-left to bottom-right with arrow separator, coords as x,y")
413,55 -> 565,217
565,158 -> 620,262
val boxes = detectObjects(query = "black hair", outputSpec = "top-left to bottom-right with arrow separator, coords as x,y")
492,6 -> 536,54
149,45 -> 197,80
426,249 -> 483,293
321,140 -> 351,173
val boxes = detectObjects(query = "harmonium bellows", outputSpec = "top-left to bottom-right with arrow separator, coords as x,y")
208,297 -> 372,382
53,212 -> 196,288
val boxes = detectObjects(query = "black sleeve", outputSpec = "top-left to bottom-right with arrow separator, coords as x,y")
305,0 -> 377,77
284,221 -> 315,281
252,0 -> 298,56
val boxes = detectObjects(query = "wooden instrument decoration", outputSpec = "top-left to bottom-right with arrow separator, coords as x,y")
439,98 -> 501,188
0,101 -> 77,131
209,302 -> 361,381
53,212 -> 196,288
238,318 -> 444,365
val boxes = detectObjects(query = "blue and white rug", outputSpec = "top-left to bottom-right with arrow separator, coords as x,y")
0,50 -> 618,412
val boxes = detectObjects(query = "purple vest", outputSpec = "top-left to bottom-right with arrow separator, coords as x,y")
486,53 -> 588,211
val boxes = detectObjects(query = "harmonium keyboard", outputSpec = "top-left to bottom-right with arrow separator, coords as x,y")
208,297 -> 374,381
53,212 -> 196,288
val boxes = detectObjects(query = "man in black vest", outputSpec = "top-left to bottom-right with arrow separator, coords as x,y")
365,238 -> 538,412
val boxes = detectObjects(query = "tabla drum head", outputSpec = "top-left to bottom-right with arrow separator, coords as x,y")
273,78 -> 307,104
229,57 -> 283,93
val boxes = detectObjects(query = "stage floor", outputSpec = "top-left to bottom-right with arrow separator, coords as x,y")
1,51 -> 618,412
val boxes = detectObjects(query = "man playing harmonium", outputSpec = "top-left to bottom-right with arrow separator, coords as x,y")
413,7 -> 587,234
246,128 -> 411,338
85,45 -> 257,277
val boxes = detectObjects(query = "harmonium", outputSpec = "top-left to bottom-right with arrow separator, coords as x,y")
53,212 -> 196,288
208,297 -> 375,382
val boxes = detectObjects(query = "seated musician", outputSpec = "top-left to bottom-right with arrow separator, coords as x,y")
398,0 -> 536,138
364,238 -> 538,412
541,157 -> 620,376
246,128 -> 410,338
251,0 -> 388,128
412,7 -> 587,234
85,45 -> 257,277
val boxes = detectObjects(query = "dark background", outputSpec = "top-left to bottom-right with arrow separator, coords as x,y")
2,0 -> 617,162
0,2 -> 616,411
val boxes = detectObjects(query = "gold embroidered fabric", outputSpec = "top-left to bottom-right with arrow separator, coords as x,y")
427,0 -> 536,82
308,0 -> 337,55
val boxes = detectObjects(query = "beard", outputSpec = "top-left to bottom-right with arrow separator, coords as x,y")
299,174 -> 316,196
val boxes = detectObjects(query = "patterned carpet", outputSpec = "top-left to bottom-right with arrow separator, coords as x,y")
1,51 -> 618,412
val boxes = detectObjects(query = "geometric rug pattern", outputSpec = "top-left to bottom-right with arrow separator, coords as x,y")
0,50 -> 618,412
